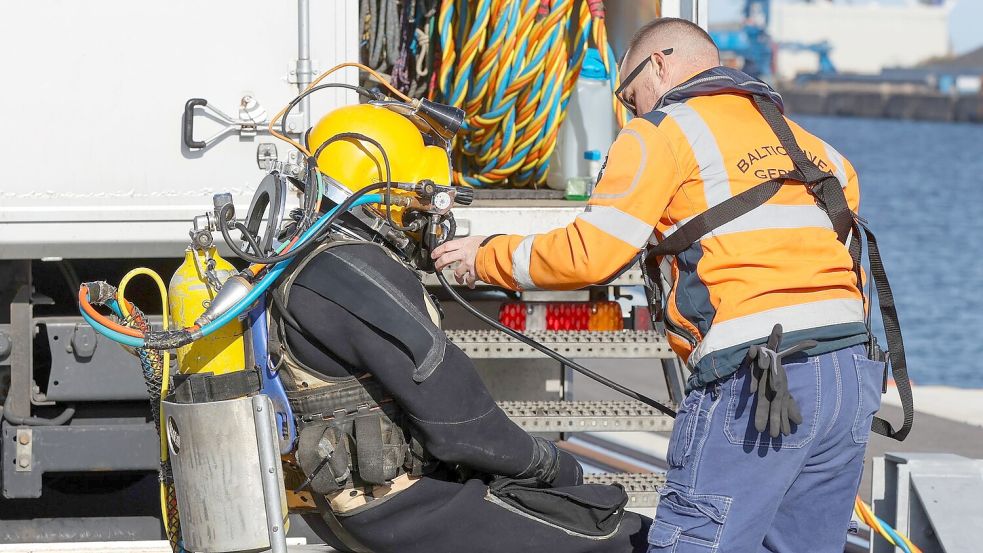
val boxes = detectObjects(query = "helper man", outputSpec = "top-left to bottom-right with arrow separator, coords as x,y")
434,18 -> 885,553
275,102 -> 650,553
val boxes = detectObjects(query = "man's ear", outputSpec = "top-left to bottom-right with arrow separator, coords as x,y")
651,52 -> 668,83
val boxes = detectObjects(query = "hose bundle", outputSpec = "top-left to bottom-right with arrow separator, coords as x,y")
435,0 -> 627,187
85,271 -> 187,553
360,0 -> 637,188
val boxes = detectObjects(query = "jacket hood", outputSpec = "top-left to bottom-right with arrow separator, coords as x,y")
652,66 -> 784,112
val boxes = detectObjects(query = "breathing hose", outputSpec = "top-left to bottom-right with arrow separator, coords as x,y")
431,213 -> 675,417
80,194 -> 386,350
435,270 -> 674,417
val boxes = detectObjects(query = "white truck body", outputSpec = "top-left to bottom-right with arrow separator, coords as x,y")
0,0 -> 708,260
0,0 -> 359,259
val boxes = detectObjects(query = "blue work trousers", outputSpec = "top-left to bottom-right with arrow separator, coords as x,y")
647,344 -> 884,553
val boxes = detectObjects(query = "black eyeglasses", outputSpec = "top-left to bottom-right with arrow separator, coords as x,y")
615,48 -> 674,115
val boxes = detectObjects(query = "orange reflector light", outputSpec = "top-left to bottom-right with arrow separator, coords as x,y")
499,302 -> 623,332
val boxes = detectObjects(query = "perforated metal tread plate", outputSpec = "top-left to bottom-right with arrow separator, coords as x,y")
583,472 -> 665,508
447,329 -> 675,359
499,400 -> 674,432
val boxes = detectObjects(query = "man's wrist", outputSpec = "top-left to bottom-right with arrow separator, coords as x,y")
479,234 -> 504,247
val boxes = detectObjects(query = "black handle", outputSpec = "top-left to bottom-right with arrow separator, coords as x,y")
183,98 -> 208,149
453,186 -> 474,206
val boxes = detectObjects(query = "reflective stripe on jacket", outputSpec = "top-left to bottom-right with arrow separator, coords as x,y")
475,67 -> 868,387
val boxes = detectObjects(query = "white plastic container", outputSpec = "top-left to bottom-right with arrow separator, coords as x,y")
548,48 -> 620,191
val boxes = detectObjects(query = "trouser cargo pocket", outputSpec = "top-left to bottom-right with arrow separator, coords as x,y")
648,488 -> 730,552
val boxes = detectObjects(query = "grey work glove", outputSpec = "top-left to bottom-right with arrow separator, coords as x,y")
747,324 -> 817,438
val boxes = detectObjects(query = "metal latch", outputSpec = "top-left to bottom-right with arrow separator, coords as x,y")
257,143 -> 278,170
183,95 -> 273,150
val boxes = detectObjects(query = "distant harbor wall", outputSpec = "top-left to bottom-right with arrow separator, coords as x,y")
778,86 -> 983,123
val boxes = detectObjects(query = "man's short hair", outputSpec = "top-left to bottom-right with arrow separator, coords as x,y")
626,17 -> 719,65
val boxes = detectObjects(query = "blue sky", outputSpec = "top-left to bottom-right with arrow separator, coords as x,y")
709,0 -> 983,55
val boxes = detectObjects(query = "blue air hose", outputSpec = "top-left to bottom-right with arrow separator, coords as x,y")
82,194 -> 384,349
196,193 -> 383,338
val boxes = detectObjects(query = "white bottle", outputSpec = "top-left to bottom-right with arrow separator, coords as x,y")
548,48 -> 619,191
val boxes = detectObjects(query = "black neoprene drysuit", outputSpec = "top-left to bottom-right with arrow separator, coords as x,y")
283,242 -> 651,553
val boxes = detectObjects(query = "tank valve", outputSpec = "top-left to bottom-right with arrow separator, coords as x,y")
195,272 -> 254,326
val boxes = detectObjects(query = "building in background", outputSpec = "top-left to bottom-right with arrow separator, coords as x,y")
770,0 -> 953,80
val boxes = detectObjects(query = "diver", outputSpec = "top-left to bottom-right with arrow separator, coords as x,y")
267,101 -> 651,553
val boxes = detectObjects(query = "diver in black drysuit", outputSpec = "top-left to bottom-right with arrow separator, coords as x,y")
281,240 -> 651,553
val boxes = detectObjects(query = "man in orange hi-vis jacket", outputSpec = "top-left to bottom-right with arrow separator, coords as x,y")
433,17 -> 886,553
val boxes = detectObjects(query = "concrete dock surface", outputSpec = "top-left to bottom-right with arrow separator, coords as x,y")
881,384 -> 983,428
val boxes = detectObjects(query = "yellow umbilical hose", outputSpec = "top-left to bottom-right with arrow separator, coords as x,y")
854,495 -> 922,553
116,269 -> 182,552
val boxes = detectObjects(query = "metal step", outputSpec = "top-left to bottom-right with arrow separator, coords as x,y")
447,329 -> 675,359
500,400 -> 674,433
583,472 -> 665,508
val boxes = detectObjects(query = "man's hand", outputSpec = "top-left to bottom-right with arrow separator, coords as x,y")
431,235 -> 487,289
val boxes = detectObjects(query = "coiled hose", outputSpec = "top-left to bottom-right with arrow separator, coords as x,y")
433,0 -> 633,188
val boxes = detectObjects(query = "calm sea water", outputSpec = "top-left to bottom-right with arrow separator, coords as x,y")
795,115 -> 983,388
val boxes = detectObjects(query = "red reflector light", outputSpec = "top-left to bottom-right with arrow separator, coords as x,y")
498,302 -> 623,332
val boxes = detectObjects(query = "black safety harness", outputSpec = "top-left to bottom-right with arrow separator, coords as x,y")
643,93 -> 913,441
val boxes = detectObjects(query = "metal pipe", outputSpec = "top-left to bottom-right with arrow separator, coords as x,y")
1,393 -> 76,426
297,0 -> 313,132
252,395 -> 288,553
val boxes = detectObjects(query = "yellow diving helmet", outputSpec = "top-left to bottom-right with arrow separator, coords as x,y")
307,103 -> 453,228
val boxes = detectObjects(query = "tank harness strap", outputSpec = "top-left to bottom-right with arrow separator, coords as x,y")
168,368 -> 261,403
354,404 -> 409,484
268,240 -> 351,379
642,92 -> 913,441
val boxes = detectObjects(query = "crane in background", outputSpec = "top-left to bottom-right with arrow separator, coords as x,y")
709,0 -> 836,81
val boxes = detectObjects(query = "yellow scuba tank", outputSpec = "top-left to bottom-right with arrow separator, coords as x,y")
168,247 -> 246,375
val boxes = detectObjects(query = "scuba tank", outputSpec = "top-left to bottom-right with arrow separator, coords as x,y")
168,246 -> 246,375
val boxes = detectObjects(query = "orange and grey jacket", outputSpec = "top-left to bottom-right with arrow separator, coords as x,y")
476,67 -> 868,388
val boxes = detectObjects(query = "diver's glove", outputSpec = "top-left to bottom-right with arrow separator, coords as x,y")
518,436 -> 583,486
746,324 -> 817,438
